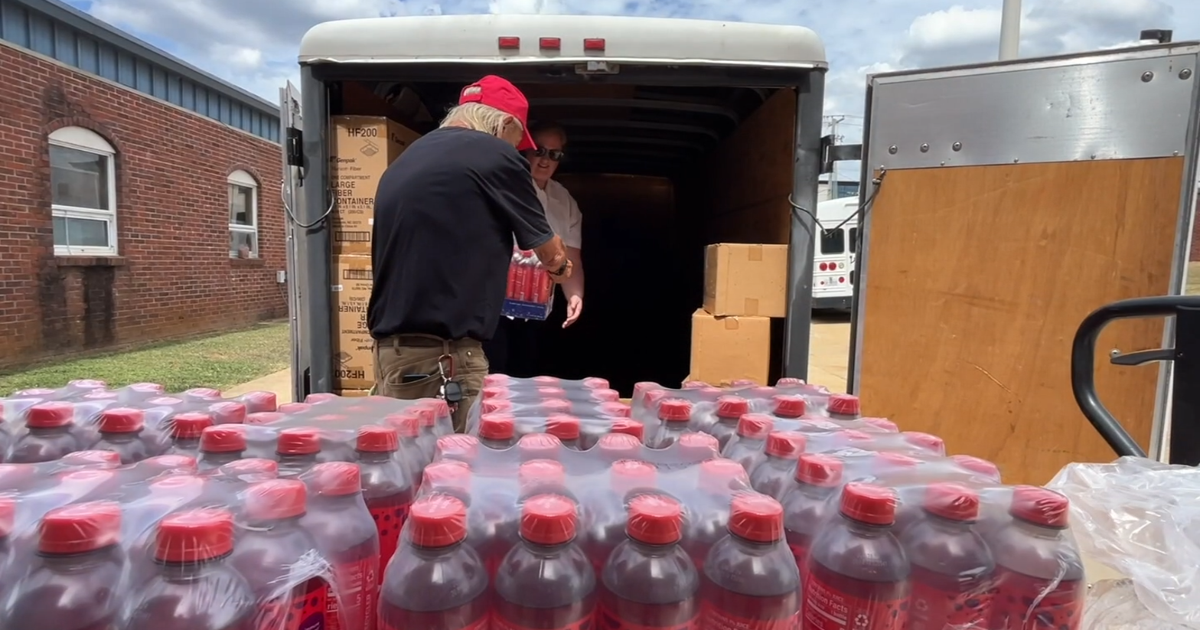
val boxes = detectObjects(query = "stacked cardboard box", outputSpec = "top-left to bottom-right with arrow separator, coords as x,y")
690,243 -> 788,385
330,116 -> 422,394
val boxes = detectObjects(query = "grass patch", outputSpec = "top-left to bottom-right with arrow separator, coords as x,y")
0,322 -> 291,396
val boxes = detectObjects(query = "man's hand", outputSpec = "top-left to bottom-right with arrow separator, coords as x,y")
546,258 -> 572,284
563,294 -> 583,328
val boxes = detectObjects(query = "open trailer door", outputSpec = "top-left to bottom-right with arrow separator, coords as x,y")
849,42 -> 1200,485
279,82 -> 304,403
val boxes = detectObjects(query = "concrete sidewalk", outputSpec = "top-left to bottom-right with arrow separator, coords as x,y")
224,369 -> 293,404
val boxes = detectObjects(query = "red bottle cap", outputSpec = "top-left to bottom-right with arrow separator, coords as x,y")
520,493 -> 577,545
147,396 -> 185,407
633,382 -> 661,399
765,431 -> 807,459
696,387 -> 725,402
479,413 -> 516,440
307,462 -> 362,497
827,394 -> 860,416
1009,485 -> 1070,528
199,426 -> 246,453
411,406 -> 437,428
98,408 -> 144,433
862,417 -> 899,432
218,458 -> 278,478
69,379 -> 107,389
518,433 -> 562,459
904,432 -> 945,454
876,452 -> 921,470
481,399 -> 514,414
385,412 -> 421,438
608,419 -> 645,441
716,396 -> 749,420
39,500 -> 122,554
483,374 -> 511,387
83,391 -> 118,401
736,413 -> 774,438
240,391 -> 277,413
416,398 -> 452,418
597,433 -> 642,459
951,455 -> 1002,481
186,388 -> 222,400
582,377 -> 610,389
172,413 -> 214,439
545,414 -> 581,440
795,453 -> 844,487
0,496 -> 15,538
776,377 -> 806,387
147,474 -> 207,496
839,429 -> 875,443
245,411 -> 285,425
409,494 -> 469,547
278,402 -> 313,414
139,454 -> 198,473
532,376 -> 561,386
519,459 -> 567,489
538,386 -> 568,399
772,395 -> 807,419
678,432 -> 719,456
208,402 -> 247,425
627,494 -> 683,545
657,399 -> 692,423
482,386 -> 511,400
728,493 -> 784,542
304,393 -> 339,404
26,402 -> 74,428
128,382 -> 165,394
590,388 -> 621,403
59,469 -> 116,489
541,399 -> 572,414
357,426 -> 399,452
682,380 -> 708,389
699,458 -> 750,493
277,428 -> 321,456
16,388 -> 58,397
599,402 -> 631,418
437,434 -> 480,460
611,459 -> 657,492
155,508 -> 235,563
423,460 -> 472,490
730,379 -> 758,387
61,450 -> 122,467
643,389 -> 669,408
0,464 -> 37,487
840,482 -> 897,526
245,479 -> 307,521
924,482 -> 980,522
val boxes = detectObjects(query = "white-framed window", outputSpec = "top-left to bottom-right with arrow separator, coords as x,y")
228,169 -> 258,259
49,127 -> 118,256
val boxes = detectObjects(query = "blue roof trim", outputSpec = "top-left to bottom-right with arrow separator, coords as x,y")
2,0 -> 281,142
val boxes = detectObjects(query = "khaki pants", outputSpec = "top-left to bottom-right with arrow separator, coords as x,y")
372,334 -> 488,433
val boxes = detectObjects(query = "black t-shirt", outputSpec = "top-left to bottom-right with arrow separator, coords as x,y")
368,127 -> 554,342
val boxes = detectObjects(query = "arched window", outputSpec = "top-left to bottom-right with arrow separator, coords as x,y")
49,127 -> 117,256
228,169 -> 258,259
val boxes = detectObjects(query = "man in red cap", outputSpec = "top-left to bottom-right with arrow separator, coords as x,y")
368,75 -> 571,431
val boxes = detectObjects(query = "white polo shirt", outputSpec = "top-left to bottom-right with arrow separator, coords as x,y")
535,178 -> 583,249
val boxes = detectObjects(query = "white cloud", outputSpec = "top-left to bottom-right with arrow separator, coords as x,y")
79,0 -> 1200,172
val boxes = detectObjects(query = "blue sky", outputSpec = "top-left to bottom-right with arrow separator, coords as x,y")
63,0 -> 1200,152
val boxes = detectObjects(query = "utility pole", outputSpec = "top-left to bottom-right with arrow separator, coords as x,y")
999,0 -> 1021,60
825,115 -> 845,200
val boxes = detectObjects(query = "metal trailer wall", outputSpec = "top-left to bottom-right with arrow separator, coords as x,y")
849,42 -> 1200,484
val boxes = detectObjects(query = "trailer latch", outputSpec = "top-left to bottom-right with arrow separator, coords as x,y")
285,127 -> 304,168
821,135 -> 862,174
1110,347 -> 1176,366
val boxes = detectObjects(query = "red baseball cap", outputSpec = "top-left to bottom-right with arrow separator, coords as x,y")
459,75 -> 536,151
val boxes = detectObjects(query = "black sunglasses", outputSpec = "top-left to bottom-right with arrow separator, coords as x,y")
529,147 -> 566,161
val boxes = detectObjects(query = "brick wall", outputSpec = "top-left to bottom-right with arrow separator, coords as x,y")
0,42 -> 287,370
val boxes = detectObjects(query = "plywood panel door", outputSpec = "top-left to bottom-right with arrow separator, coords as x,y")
857,158 -> 1183,484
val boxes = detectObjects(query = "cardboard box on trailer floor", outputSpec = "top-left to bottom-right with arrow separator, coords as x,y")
332,255 -> 375,390
336,389 -> 372,398
689,309 -> 771,385
330,116 -> 422,255
704,243 -> 789,317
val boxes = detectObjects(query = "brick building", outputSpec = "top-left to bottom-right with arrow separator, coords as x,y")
0,0 -> 286,370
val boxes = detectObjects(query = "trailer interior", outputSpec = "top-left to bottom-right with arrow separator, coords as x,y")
321,64 -> 808,394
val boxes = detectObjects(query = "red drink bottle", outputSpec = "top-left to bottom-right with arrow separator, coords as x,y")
748,430 -> 808,501
599,494 -> 700,630
707,397 -> 750,450
303,462 -> 381,630
721,414 -> 774,472
494,494 -> 597,630
379,494 -> 490,630
355,425 -> 415,579
782,453 -> 844,579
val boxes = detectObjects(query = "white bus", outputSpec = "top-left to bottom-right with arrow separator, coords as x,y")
282,15 -> 837,397
813,196 -> 858,311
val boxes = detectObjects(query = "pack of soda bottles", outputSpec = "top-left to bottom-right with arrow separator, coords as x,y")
0,375 -> 1087,630
501,248 -> 554,320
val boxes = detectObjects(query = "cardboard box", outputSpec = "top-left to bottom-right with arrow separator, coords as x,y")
330,116 -> 422,254
332,255 -> 375,389
689,309 -> 771,385
336,389 -> 372,398
703,243 -> 789,317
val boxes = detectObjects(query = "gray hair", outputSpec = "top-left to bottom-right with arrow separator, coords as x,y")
440,103 -> 524,138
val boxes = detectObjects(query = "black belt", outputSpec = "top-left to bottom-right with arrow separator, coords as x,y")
388,334 -> 481,349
